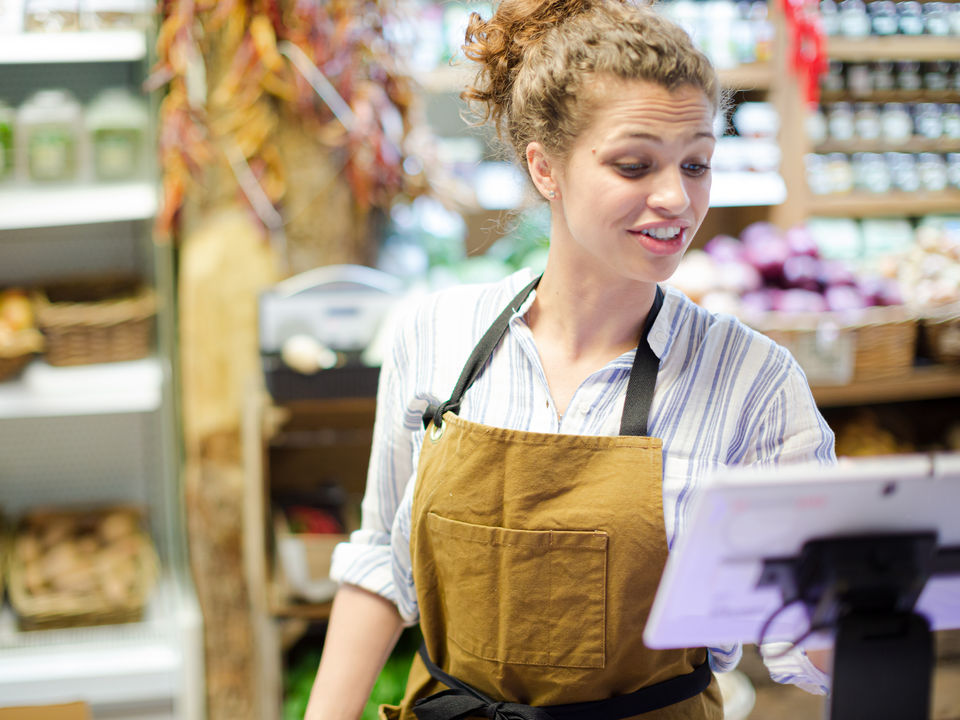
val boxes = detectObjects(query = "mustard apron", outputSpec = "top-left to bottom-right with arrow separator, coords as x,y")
382,276 -> 722,720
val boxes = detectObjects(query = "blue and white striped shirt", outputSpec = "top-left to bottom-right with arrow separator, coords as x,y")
330,268 -> 835,695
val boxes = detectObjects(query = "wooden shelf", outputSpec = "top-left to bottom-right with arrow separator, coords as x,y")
718,62 -> 774,91
814,138 -> 960,154
820,89 -> 960,104
813,365 -> 960,407
807,189 -> 960,216
827,36 -> 960,63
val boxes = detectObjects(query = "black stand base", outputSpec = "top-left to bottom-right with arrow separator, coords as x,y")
830,611 -> 933,720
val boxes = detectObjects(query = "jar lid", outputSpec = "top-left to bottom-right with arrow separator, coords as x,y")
18,89 -> 82,124
85,87 -> 149,129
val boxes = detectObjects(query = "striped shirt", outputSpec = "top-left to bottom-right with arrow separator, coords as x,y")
330,268 -> 835,695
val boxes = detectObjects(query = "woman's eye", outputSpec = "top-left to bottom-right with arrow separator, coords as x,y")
615,163 -> 649,177
682,162 -> 711,177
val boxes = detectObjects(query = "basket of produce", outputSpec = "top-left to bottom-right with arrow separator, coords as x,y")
899,222 -> 960,365
0,288 -> 44,381
670,223 -> 917,385
32,275 -> 156,367
7,505 -> 159,630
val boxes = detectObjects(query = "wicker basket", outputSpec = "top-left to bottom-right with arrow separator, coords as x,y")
33,276 -> 156,367
921,301 -> 960,365
750,305 -> 918,386
8,506 -> 159,630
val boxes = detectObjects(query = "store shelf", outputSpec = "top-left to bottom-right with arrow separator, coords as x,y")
0,30 -> 147,64
813,138 -> 960,155
813,365 -> 960,407
0,182 -> 158,229
711,171 -> 787,207
0,575 -> 194,707
807,189 -> 960,217
826,35 -> 960,62
417,61 -> 775,94
820,89 -> 960,104
0,357 -> 163,418
717,62 -> 774,91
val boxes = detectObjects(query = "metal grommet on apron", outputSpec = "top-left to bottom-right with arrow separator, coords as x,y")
390,276 -> 722,720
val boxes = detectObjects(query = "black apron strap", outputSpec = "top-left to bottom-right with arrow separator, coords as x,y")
423,278 -> 664,436
413,642 -> 713,720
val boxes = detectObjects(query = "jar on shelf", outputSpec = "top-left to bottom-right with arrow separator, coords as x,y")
946,153 -> 960,189
854,102 -> 882,140
807,106 -> 829,145
922,2 -> 951,36
917,153 -> 947,191
0,100 -> 14,181
828,102 -> 856,141
880,102 -> 913,143
847,63 -> 873,96
839,0 -> 872,36
85,88 -> 149,181
820,0 -> 841,34
805,153 -> 834,194
23,0 -> 80,32
871,60 -> 896,92
867,0 -> 899,35
896,61 -> 922,91
17,89 -> 82,183
896,1 -> 924,35
923,61 -> 952,92
82,0 -> 154,30
852,152 -> 892,192
942,104 -> 960,140
886,152 -> 921,191
825,152 -> 855,193
914,103 -> 943,140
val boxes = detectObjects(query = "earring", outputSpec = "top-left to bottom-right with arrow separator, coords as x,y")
546,190 -> 556,200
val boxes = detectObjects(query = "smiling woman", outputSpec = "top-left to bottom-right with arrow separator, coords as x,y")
304,2 -> 836,720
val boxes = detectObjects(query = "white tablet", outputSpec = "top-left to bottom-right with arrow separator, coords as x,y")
644,453 -> 960,651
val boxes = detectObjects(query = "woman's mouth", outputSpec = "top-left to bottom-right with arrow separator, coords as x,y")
629,225 -> 687,255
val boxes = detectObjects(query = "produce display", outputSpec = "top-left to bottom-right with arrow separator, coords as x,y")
8,506 -> 157,629
0,288 -> 43,377
669,221 -> 903,318
899,220 -> 960,309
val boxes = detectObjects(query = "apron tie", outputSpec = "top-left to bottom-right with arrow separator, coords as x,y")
413,692 -> 555,720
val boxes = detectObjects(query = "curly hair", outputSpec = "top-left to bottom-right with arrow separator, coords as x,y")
462,0 -> 720,163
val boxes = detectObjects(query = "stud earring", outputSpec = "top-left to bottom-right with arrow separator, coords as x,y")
547,190 -> 556,200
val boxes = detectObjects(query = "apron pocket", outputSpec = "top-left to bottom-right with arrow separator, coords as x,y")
426,511 -> 608,669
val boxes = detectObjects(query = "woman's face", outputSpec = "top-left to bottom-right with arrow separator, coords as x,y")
541,78 -> 716,286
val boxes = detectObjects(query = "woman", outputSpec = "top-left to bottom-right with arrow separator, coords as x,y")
306,1 -> 834,718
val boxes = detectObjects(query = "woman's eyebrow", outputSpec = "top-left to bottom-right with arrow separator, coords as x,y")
626,130 -> 716,142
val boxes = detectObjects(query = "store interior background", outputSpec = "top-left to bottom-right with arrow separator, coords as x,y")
0,0 -> 959,718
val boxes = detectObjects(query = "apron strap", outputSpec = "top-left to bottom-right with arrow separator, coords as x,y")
423,277 -> 664,435
413,642 -> 712,720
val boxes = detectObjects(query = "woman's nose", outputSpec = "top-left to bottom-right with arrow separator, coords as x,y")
647,167 -> 691,215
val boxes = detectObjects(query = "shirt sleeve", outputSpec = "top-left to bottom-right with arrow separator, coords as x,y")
328,304 -> 417,602
748,350 -> 836,696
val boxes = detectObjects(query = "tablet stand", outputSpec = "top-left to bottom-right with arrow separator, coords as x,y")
759,532 -> 960,720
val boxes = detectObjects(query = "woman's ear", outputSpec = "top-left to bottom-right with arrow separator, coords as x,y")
526,142 -> 558,201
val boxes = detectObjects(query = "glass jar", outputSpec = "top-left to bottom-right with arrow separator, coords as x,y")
924,61 -> 952,91
896,1 -> 924,34
17,89 -> 81,182
914,103 -> 943,140
853,152 -> 892,192
942,104 -> 960,140
85,88 -> 148,181
896,61 -> 922,91
922,2 -> 951,35
886,152 -> 921,192
947,153 -> 960,190
839,0 -> 871,36
880,102 -> 914,143
868,0 -> 899,35
806,106 -> 829,145
917,153 -> 947,191
847,63 -> 873,96
826,152 -> 854,193
24,0 -> 80,32
828,102 -> 856,140
854,102 -> 882,139
0,100 -> 14,181
82,0 -> 154,30
820,0 -> 842,34
871,60 -> 896,92
805,154 -> 833,195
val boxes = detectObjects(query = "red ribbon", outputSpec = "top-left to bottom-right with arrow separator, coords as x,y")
781,0 -> 829,106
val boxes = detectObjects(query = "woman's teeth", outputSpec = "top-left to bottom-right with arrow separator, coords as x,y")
640,227 -> 682,240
